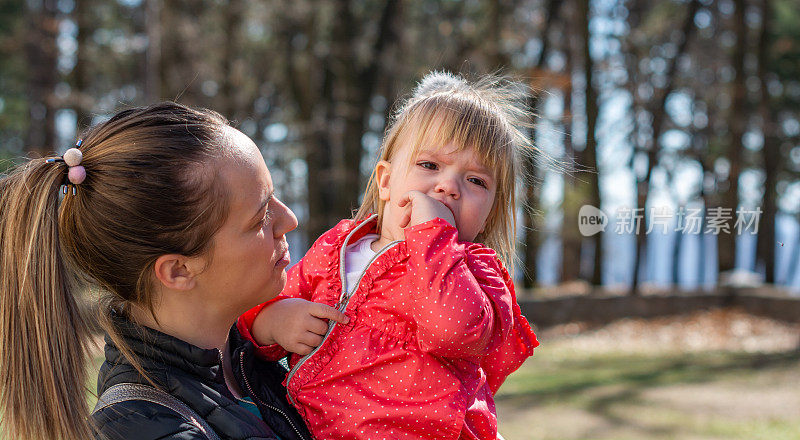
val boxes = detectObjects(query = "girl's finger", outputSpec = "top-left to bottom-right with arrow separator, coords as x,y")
397,190 -> 421,208
398,207 -> 412,229
307,318 -> 329,336
299,332 -> 324,348
292,343 -> 316,356
309,303 -> 350,324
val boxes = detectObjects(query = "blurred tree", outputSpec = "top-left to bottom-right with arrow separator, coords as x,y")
579,0 -> 603,286
0,0 -> 27,156
630,0 -> 700,294
520,0 -> 561,289
2,0 -> 798,291
70,0 -> 96,127
716,0 -> 748,276
144,0 -> 161,103
275,0 -> 401,240
220,0 -> 244,119
757,0 -> 778,283
24,0 -> 59,156
560,1 -> 580,285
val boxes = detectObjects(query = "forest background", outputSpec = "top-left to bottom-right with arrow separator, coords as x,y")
2,0 -> 799,295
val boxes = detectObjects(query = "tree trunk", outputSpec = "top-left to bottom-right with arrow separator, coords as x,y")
71,0 -> 93,128
672,205 -> 684,286
559,128 -> 581,283
630,0 -> 700,295
718,0 -> 748,275
24,0 -> 58,156
696,110 -> 718,289
560,1 -> 581,283
788,213 -> 800,286
144,0 -> 161,103
220,0 -> 243,119
756,0 -> 777,284
333,0 -> 400,220
519,0 -> 560,289
579,0 -> 603,286
282,0 -> 400,241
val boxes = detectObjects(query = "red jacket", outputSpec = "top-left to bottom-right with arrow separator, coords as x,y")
239,216 -> 538,440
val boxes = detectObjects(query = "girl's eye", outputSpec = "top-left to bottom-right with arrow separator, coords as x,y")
468,177 -> 487,188
417,161 -> 438,170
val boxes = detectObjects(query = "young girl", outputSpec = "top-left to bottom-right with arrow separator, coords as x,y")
238,72 -> 539,439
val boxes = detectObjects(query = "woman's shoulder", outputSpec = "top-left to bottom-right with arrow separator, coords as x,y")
92,399 -> 209,440
91,385 -> 279,440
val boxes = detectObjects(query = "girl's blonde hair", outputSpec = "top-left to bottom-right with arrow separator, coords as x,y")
355,71 -> 537,268
0,102 -> 232,440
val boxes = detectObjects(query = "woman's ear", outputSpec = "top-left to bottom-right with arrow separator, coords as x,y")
375,160 -> 392,201
152,254 -> 199,291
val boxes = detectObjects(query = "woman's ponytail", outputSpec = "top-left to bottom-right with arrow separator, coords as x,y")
0,159 -> 93,440
0,102 -> 234,439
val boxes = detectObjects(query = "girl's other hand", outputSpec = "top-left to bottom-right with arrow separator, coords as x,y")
251,298 -> 349,355
397,190 -> 456,230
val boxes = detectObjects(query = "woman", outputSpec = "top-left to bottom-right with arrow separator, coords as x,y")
0,103 -> 339,439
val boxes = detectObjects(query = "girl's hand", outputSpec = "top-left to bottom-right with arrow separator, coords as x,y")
397,190 -> 456,230
251,298 -> 349,355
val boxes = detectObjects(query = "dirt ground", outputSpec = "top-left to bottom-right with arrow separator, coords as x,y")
495,308 -> 800,440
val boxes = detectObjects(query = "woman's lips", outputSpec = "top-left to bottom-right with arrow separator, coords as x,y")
275,248 -> 290,267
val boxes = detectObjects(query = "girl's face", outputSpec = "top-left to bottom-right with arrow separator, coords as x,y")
376,140 -> 496,243
196,127 -> 298,317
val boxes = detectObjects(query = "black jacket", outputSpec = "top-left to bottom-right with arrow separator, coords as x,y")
92,314 -> 311,440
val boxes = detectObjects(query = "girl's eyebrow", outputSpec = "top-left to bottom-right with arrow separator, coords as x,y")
420,150 -> 492,176
469,162 -> 492,176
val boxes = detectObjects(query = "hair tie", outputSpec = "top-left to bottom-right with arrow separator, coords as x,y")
46,139 -> 86,195
63,148 -> 85,185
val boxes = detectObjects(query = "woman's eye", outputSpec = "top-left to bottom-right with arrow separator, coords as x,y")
256,209 -> 272,230
468,177 -> 487,188
417,161 -> 438,170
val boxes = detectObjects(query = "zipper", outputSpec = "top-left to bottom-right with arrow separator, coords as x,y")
284,215 -> 400,404
238,351 -> 309,440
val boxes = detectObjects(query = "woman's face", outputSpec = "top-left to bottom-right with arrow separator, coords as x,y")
196,127 -> 297,318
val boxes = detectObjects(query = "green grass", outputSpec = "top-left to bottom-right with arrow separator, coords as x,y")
496,346 -> 800,440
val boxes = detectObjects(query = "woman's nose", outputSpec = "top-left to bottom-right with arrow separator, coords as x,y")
434,176 -> 459,199
273,197 -> 298,237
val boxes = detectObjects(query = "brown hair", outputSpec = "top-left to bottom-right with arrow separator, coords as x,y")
355,71 -> 538,268
0,102 -> 233,440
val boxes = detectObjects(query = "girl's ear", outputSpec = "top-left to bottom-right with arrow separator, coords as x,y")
375,160 -> 392,201
152,254 -> 199,291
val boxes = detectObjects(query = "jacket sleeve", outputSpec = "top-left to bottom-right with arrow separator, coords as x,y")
404,218 -> 514,358
474,254 -> 539,393
237,244 -> 318,361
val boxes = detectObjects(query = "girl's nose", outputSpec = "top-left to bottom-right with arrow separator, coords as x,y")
273,196 -> 298,237
434,176 -> 459,199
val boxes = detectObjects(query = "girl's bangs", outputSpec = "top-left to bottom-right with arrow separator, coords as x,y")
400,97 -> 512,177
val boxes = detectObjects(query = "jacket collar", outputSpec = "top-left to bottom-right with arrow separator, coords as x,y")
104,311 -> 225,384
337,214 -> 380,248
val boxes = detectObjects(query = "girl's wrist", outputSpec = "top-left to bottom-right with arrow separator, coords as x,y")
251,308 -> 278,346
